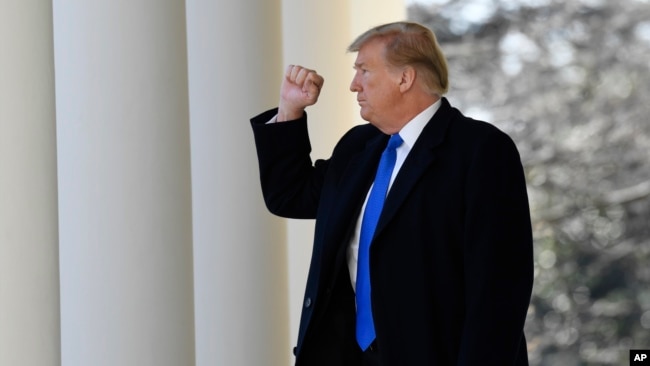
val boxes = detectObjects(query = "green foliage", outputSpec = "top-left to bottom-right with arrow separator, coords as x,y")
409,1 -> 650,364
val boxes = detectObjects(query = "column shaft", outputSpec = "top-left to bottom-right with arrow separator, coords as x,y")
53,2 -> 195,365
0,2 -> 61,365
186,0 -> 289,365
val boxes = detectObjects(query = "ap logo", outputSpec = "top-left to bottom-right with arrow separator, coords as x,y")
631,350 -> 650,365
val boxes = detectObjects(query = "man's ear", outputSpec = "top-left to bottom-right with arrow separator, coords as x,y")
399,66 -> 416,93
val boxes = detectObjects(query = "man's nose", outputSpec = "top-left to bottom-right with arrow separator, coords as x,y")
350,77 -> 359,92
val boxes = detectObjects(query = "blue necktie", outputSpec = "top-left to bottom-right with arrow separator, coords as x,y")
356,133 -> 403,350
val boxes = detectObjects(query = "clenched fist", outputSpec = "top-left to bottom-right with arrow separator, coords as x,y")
277,65 -> 324,122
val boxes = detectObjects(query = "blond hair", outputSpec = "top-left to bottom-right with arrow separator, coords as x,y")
348,21 -> 449,96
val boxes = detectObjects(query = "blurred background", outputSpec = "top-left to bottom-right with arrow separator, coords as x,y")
408,0 -> 650,364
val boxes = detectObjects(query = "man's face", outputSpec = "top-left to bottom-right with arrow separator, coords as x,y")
350,38 -> 403,133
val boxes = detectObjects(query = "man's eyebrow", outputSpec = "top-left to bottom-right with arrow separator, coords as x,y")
354,62 -> 366,68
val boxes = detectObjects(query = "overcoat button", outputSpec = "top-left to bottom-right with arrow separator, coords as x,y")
304,297 -> 312,308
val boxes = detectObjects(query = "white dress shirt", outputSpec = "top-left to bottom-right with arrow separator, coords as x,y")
347,100 -> 441,290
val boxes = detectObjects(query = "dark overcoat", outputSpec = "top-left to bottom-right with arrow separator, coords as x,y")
250,98 -> 534,365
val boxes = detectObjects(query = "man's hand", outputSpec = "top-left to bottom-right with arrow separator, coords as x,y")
277,65 -> 324,122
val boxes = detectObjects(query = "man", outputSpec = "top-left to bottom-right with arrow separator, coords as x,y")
250,21 -> 533,365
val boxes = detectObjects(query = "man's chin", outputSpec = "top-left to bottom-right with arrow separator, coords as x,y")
359,110 -> 371,123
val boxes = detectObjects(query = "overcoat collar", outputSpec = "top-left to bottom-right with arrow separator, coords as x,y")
372,97 -> 454,242
322,98 -> 455,259
307,97 -> 455,340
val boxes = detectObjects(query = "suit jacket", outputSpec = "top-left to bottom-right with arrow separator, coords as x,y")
250,98 -> 534,365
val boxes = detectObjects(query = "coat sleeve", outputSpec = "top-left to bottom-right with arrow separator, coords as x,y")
250,108 -> 328,219
458,126 -> 534,365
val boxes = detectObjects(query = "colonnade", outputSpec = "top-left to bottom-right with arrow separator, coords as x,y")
0,1 -> 404,365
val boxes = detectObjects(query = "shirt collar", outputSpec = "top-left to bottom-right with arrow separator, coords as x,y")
397,99 -> 442,150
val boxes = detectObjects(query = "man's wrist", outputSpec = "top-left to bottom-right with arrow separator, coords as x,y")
277,106 -> 304,122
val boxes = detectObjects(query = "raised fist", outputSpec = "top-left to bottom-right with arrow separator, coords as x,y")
277,65 -> 324,122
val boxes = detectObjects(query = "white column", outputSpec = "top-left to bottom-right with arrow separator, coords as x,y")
282,0 -> 406,353
53,2 -> 195,365
281,0 -> 355,353
185,0 -> 289,365
349,0 -> 407,41
0,2 -> 60,366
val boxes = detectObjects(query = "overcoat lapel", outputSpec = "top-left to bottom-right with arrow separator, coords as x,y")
373,100 -> 454,241
320,133 -> 387,253
319,98 -> 455,268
